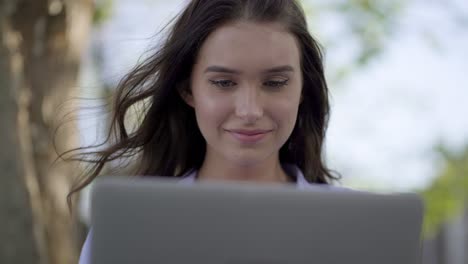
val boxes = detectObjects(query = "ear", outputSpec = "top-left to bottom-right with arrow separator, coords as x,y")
177,80 -> 194,108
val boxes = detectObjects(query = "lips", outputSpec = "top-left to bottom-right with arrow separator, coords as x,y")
227,129 -> 272,135
225,129 -> 272,143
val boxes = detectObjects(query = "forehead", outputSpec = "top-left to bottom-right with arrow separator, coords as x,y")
195,21 -> 301,72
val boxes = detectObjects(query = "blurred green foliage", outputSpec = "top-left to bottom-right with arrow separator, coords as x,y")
419,146 -> 468,238
93,0 -> 113,26
301,0 -> 468,82
300,0 -> 405,83
335,0 -> 404,65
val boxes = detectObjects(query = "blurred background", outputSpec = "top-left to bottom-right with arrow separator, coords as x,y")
1,0 -> 467,263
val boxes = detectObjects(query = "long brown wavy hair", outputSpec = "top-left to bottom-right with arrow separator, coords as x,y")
65,0 -> 341,206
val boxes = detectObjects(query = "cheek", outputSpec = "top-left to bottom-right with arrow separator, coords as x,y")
269,97 -> 300,133
193,93 -> 231,135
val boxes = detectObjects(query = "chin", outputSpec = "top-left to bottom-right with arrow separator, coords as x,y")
226,151 -> 271,168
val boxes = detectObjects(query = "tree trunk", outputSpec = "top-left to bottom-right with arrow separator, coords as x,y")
0,0 -> 93,263
0,6 -> 43,263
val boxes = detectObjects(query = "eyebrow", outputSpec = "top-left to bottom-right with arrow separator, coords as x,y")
204,65 -> 295,74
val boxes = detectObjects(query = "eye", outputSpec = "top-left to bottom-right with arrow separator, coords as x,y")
264,79 -> 289,88
209,80 -> 236,88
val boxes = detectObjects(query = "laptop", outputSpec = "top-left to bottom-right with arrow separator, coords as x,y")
90,176 -> 424,264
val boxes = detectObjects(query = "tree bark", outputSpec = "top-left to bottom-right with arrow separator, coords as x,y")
0,5 -> 43,263
0,0 -> 93,263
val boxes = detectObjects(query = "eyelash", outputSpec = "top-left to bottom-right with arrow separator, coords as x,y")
209,79 -> 289,89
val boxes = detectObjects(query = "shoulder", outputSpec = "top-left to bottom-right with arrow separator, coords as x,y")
178,169 -> 197,184
78,229 -> 92,264
283,163 -> 356,192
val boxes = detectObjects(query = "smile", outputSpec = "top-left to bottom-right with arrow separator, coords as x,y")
226,129 -> 272,144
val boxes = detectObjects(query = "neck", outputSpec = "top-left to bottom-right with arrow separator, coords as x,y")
197,150 -> 291,184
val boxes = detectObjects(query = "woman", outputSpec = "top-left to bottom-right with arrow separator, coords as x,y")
72,0 -> 342,263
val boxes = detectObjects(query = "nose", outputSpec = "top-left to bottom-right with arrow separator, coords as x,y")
235,85 -> 263,123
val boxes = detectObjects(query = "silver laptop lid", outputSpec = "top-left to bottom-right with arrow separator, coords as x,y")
90,177 -> 424,264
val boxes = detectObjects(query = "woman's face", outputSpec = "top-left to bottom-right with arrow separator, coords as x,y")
186,21 -> 303,167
